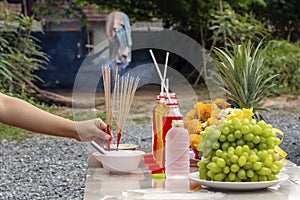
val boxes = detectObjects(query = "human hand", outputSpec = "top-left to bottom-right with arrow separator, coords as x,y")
75,118 -> 112,146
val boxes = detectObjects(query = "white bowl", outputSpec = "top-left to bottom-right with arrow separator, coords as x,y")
106,143 -> 137,150
93,150 -> 145,173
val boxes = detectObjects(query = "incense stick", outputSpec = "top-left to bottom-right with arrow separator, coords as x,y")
112,73 -> 139,150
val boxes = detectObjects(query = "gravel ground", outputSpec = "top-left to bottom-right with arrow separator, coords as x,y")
0,106 -> 299,199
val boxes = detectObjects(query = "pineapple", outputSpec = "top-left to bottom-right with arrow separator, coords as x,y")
211,40 -> 278,120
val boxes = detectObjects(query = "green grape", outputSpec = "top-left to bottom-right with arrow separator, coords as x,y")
243,133 -> 254,141
230,142 -> 237,148
234,130 -> 242,139
197,160 -> 206,168
266,124 -> 273,129
228,172 -> 236,181
222,127 -> 230,135
272,153 -> 280,162
207,171 -> 215,179
212,156 -> 218,162
249,149 -> 256,155
223,166 -> 230,174
246,142 -> 255,149
264,156 -> 273,167
236,138 -> 245,146
249,154 -> 259,163
227,134 -> 236,142
262,128 -> 272,137
260,150 -> 269,160
223,120 -> 232,127
230,155 -> 239,163
228,146 -> 235,152
251,173 -> 259,182
251,124 -> 262,135
222,152 -> 228,160
238,156 -> 247,167
222,142 -> 230,151
242,152 -> 249,159
199,159 -> 209,165
216,158 -> 226,168
198,118 -> 284,182
235,146 -> 243,156
259,175 -> 268,181
274,161 -> 283,169
241,125 -> 250,134
266,136 -> 274,145
268,174 -> 278,181
215,149 -> 223,157
214,173 -> 226,181
238,169 -> 247,180
267,149 -> 275,155
253,135 -> 261,144
224,176 -> 231,182
259,143 -> 267,150
244,161 -> 253,170
241,118 -> 250,125
234,121 -> 242,130
270,164 -> 279,174
246,169 -> 255,178
219,134 -> 227,142
207,162 -> 216,170
213,142 -> 220,150
242,145 -> 250,153
205,126 -> 214,134
267,144 -> 275,149
258,167 -> 271,176
226,158 -> 232,166
227,151 -> 234,158
234,177 -> 242,182
232,118 -> 242,129
212,165 -> 223,174
253,162 -> 263,170
230,164 -> 240,172
199,167 -> 208,179
250,118 -> 257,125
204,140 -> 212,148
229,125 -> 236,132
257,120 -> 267,128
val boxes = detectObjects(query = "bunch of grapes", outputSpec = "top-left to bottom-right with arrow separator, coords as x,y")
197,117 -> 284,182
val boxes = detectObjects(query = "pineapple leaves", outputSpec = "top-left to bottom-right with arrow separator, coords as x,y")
211,40 -> 278,120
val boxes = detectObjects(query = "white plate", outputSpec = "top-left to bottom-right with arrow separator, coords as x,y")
188,172 -> 289,191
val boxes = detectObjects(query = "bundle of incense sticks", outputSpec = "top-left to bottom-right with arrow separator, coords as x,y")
112,73 -> 139,150
102,66 -> 113,151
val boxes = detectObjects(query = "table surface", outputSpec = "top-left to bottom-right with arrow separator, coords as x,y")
84,151 -> 300,200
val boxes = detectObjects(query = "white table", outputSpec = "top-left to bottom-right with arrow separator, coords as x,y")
84,153 -> 300,200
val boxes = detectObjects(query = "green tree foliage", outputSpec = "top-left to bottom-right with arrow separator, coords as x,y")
0,8 -> 49,94
209,3 -> 269,48
32,0 -> 86,24
264,40 -> 300,95
253,0 -> 300,41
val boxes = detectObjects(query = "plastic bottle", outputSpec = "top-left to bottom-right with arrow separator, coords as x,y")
162,99 -> 182,145
165,120 -> 190,178
152,95 -> 168,172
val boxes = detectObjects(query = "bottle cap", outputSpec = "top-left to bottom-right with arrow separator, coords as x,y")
172,120 -> 184,126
